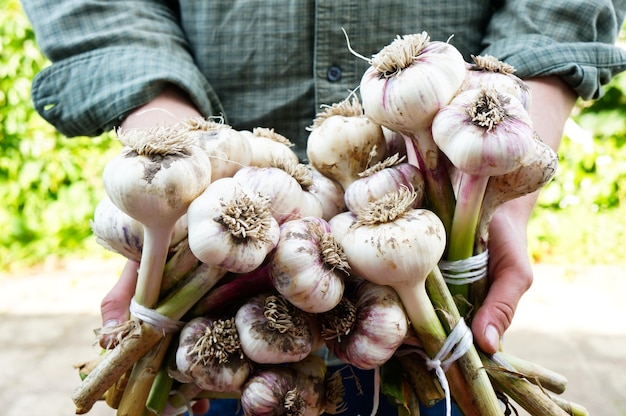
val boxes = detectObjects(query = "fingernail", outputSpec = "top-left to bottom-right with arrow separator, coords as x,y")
485,325 -> 500,351
103,319 -> 120,328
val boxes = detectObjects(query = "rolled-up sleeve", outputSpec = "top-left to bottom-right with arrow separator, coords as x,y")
21,0 -> 220,137
482,0 -> 626,100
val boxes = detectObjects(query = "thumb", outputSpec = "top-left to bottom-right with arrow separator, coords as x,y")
99,260 -> 139,347
471,269 -> 532,354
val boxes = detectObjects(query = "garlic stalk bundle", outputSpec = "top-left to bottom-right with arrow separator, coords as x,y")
330,187 -> 502,416
343,154 -> 425,215
463,55 -> 531,110
102,124 -> 212,308
241,127 -> 300,168
91,196 -> 188,263
235,293 -> 320,364
306,97 -> 387,191
356,31 -> 466,234
174,316 -> 252,392
269,217 -> 349,313
432,87 -> 535,260
183,117 -> 252,180
234,164 -> 323,224
323,279 -> 409,370
187,177 -> 280,274
240,356 -> 327,416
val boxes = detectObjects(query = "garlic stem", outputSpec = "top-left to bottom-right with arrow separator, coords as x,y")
447,173 -> 490,260
403,131 -> 456,240
135,225 -> 175,307
72,264 -> 227,414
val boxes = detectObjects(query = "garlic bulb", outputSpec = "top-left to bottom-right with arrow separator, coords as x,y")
234,165 -> 322,224
102,123 -> 212,307
91,196 -> 188,263
241,127 -> 299,168
187,177 -> 280,273
359,32 -> 466,132
307,167 -> 346,220
343,154 -> 425,215
174,316 -> 252,392
306,97 -> 387,191
323,280 -> 408,370
183,117 -> 252,180
269,217 -> 349,313
235,293 -> 318,364
463,55 -> 531,110
432,87 -> 535,177
240,359 -> 326,416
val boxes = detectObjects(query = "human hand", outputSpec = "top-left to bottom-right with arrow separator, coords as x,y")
470,198 -> 534,354
471,75 -> 577,354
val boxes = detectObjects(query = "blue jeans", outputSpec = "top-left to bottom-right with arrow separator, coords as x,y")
198,366 -> 460,416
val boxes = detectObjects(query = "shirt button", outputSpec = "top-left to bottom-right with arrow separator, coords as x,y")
326,65 -> 342,82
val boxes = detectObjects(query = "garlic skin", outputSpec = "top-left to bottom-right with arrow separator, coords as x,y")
174,316 -> 252,392
360,32 -> 467,133
325,280 -> 409,370
463,55 -> 532,111
235,293 -> 317,364
343,156 -> 425,215
240,363 -> 326,416
330,201 -> 446,288
91,196 -> 144,262
432,88 -> 535,177
91,196 -> 189,262
103,127 -> 211,232
269,217 -> 349,313
241,127 -> 299,168
307,167 -> 346,220
187,177 -> 280,273
184,118 -> 252,180
306,98 -> 387,191
234,165 -> 322,224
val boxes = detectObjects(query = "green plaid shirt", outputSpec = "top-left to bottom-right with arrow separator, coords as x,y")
23,0 -> 626,155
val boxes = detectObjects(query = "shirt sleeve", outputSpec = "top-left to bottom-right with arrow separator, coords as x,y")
481,0 -> 626,100
21,0 -> 221,137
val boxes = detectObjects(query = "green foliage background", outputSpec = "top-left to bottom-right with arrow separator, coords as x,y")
1,0 -> 121,271
1,0 -> 625,271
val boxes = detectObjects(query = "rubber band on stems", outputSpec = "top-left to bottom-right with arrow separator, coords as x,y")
398,319 -> 473,416
439,250 -> 489,285
129,297 -> 185,334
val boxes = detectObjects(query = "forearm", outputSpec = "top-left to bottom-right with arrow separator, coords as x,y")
120,85 -> 202,130
497,75 -> 577,224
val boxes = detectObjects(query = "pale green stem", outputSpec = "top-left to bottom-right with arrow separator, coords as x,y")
72,264 -> 227,414
396,279 -> 502,416
424,266 -> 503,416
447,173 -> 490,261
396,282 -> 448,354
135,225 -> 174,308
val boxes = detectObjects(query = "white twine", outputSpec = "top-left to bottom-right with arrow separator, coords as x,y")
129,297 -> 185,334
408,319 -> 473,416
439,250 -> 489,285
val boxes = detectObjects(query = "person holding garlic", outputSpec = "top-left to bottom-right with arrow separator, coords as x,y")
21,1 -> 626,415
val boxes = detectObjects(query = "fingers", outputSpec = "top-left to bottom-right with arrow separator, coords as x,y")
471,205 -> 534,354
471,265 -> 533,354
100,260 -> 139,328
